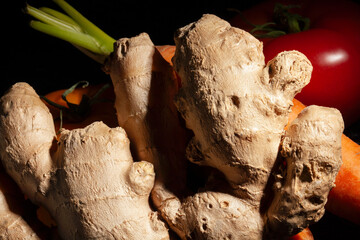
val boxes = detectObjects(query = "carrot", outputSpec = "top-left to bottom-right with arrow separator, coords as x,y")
156,45 -> 176,65
42,83 -> 118,133
289,227 -> 314,240
289,98 -> 360,225
326,135 -> 360,225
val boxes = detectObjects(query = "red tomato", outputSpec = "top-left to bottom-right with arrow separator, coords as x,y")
230,0 -> 360,126
306,0 -> 360,50
263,29 -> 360,126
312,17 -> 360,50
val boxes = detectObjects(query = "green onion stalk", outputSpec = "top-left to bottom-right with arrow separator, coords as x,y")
25,0 -> 116,64
26,0 -> 115,127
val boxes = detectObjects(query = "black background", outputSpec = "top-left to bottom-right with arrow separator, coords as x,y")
3,0 -> 264,96
3,0 -> 360,239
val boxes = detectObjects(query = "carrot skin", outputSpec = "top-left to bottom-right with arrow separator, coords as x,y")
156,45 -> 176,65
289,227 -> 314,240
326,134 -> 360,225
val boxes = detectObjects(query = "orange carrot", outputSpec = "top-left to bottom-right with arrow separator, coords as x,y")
326,135 -> 360,225
42,84 -> 118,133
289,98 -> 360,225
289,227 -> 314,240
156,45 -> 176,65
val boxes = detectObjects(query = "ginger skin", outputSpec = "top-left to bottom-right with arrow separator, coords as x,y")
105,33 -> 190,210
103,15 -> 343,239
266,106 -> 344,237
0,83 -> 169,240
156,14 -> 343,239
0,170 -> 47,240
173,14 -> 313,202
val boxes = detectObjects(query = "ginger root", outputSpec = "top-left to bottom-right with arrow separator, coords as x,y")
0,83 -> 169,240
266,106 -> 344,237
155,14 -> 343,239
0,14 -> 344,240
103,14 -> 343,239
173,14 -> 313,201
105,32 -> 190,210
0,169 -> 47,240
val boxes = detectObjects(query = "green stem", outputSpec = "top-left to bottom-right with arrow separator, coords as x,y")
250,22 -> 286,38
61,80 -> 89,104
41,81 -> 111,129
30,20 -> 105,55
39,7 -> 81,28
53,0 -> 115,53
272,3 -> 310,34
231,3 -> 310,39
41,95 -> 66,110
25,0 -> 116,63
26,4 -> 81,32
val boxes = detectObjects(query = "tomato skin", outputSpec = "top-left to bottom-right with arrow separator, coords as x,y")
307,1 -> 360,52
313,17 -> 360,51
263,29 -> 360,126
230,0 -> 360,126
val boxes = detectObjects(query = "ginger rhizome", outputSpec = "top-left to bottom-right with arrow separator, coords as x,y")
101,14 -> 343,239
104,32 -> 191,209
0,83 -> 169,240
0,169 -> 48,239
0,10 -> 345,239
154,14 -> 342,239
266,106 -> 344,237
173,14 -> 313,201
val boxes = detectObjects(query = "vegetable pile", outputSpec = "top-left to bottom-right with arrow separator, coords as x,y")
1,1 -> 360,239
